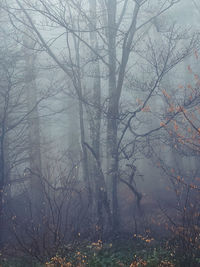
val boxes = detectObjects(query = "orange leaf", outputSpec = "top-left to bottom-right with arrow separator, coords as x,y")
162,89 -> 171,99
174,121 -> 178,131
141,106 -> 151,112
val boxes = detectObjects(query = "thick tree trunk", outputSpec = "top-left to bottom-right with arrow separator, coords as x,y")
88,0 -> 113,237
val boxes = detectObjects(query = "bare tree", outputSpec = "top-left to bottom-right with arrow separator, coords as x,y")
3,0 -> 199,237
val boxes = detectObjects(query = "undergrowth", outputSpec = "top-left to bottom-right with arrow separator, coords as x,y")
1,239 -> 199,266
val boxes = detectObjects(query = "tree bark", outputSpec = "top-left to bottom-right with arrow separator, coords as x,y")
24,35 -> 44,224
106,0 -> 120,234
88,0 -> 104,237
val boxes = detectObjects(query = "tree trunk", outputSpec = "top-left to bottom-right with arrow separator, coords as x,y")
106,0 -> 120,234
0,74 -> 10,248
24,36 -> 44,224
88,0 -> 110,237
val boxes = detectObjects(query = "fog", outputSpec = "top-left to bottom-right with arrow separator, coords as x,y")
0,0 -> 200,266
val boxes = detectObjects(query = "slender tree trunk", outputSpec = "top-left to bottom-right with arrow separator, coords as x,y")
0,134 -> 5,248
106,0 -> 120,234
0,83 -> 10,247
78,97 -> 92,201
24,36 -> 44,224
65,95 -> 80,181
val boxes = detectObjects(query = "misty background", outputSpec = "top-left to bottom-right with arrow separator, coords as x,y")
0,0 -> 200,265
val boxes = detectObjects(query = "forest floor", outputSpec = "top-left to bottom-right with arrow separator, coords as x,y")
0,238 -> 199,266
